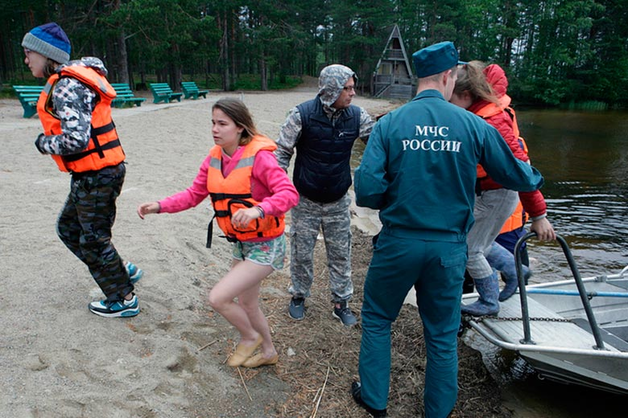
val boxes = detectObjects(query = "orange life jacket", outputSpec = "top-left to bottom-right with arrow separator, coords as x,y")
499,133 -> 530,233
37,65 -> 124,173
474,96 -> 523,179
474,98 -> 530,233
206,135 -> 285,246
499,201 -> 529,233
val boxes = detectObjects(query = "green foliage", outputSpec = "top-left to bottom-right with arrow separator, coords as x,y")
230,74 -> 302,90
1,0 -> 626,107
0,87 -> 17,99
113,0 -> 220,83
563,100 -> 608,111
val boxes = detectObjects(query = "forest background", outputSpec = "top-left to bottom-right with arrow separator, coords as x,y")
1,0 -> 627,108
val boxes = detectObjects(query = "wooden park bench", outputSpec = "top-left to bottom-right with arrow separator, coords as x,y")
13,85 -> 44,118
110,83 -> 146,108
181,81 -> 208,100
149,83 -> 183,104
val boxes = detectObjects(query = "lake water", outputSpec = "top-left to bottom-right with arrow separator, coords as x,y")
519,109 -> 628,279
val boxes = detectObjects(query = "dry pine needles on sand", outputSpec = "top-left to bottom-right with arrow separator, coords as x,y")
238,228 -> 511,417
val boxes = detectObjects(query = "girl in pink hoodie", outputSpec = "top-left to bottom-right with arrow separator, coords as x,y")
138,98 -> 298,367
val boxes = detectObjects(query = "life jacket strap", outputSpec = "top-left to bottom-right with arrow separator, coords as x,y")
62,121 -> 117,162
91,120 -> 116,137
63,138 -> 120,162
206,213 -> 216,248
475,178 -> 482,196
209,192 -> 251,201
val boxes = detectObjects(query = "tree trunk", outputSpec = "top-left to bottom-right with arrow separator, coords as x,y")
169,62 -> 182,90
229,19 -> 236,90
139,64 -> 146,90
260,57 -> 268,91
118,31 -> 129,84
219,12 -> 230,91
0,30 -> 8,85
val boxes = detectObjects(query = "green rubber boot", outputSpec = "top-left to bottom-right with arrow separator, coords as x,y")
461,271 -> 500,316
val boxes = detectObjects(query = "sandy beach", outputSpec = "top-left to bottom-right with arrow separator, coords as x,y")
0,84 -> 507,417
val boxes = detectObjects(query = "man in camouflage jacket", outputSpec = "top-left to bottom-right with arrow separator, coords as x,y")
275,64 -> 374,326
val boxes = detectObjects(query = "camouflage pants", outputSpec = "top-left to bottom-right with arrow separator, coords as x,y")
288,194 -> 353,302
57,162 -> 132,303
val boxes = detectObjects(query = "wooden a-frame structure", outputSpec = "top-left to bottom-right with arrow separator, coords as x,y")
371,24 -> 415,100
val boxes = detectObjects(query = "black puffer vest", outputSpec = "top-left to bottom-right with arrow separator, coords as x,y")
294,98 -> 360,203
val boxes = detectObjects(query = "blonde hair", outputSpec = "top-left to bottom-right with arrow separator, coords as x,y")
453,60 -> 498,104
212,98 -> 259,145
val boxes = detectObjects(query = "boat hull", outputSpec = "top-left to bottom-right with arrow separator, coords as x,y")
522,351 -> 628,394
462,270 -> 628,394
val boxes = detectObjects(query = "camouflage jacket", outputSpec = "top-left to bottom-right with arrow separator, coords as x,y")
275,64 -> 374,170
36,57 -> 109,156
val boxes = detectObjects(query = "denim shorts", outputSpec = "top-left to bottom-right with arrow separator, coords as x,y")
232,234 -> 286,270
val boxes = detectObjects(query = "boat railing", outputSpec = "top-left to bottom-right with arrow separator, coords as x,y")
514,232 -> 607,350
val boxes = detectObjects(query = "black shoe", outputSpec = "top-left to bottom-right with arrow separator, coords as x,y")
351,381 -> 387,417
333,300 -> 357,326
288,297 -> 306,320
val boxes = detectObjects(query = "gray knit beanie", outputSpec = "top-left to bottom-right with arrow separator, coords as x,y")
22,22 -> 71,64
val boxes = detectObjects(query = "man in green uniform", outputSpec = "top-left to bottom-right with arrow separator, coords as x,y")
351,41 -> 545,417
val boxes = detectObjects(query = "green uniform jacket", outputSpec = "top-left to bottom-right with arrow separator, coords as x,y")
355,89 -> 544,243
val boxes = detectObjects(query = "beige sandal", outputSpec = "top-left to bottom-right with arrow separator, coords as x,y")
242,353 -> 279,368
227,335 -> 263,367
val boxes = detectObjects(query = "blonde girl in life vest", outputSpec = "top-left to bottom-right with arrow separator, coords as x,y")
138,98 -> 299,368
451,61 -> 556,316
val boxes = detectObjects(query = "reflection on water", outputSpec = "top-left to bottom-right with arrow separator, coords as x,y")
520,109 -> 628,280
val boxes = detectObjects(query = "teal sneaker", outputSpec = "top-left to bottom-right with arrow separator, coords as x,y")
125,261 -> 143,284
88,294 -> 140,318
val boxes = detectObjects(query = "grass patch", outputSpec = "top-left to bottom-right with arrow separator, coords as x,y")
134,74 -> 302,92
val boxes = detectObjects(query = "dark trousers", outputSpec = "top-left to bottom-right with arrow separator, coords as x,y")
359,231 -> 466,417
57,163 -> 132,302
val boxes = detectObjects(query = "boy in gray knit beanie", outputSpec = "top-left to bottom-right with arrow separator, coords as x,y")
22,22 -> 71,64
23,22 -> 144,319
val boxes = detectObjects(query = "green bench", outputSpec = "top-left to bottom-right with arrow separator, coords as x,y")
110,83 -> 147,108
149,83 -> 183,104
13,85 -> 44,118
181,81 -> 208,99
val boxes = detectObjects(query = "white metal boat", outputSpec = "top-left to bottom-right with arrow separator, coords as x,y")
461,234 -> 628,395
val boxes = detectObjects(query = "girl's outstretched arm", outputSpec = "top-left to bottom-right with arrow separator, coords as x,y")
137,202 -> 160,219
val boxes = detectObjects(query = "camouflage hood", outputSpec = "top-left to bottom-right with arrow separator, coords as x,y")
317,64 -> 356,107
58,57 -> 108,77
